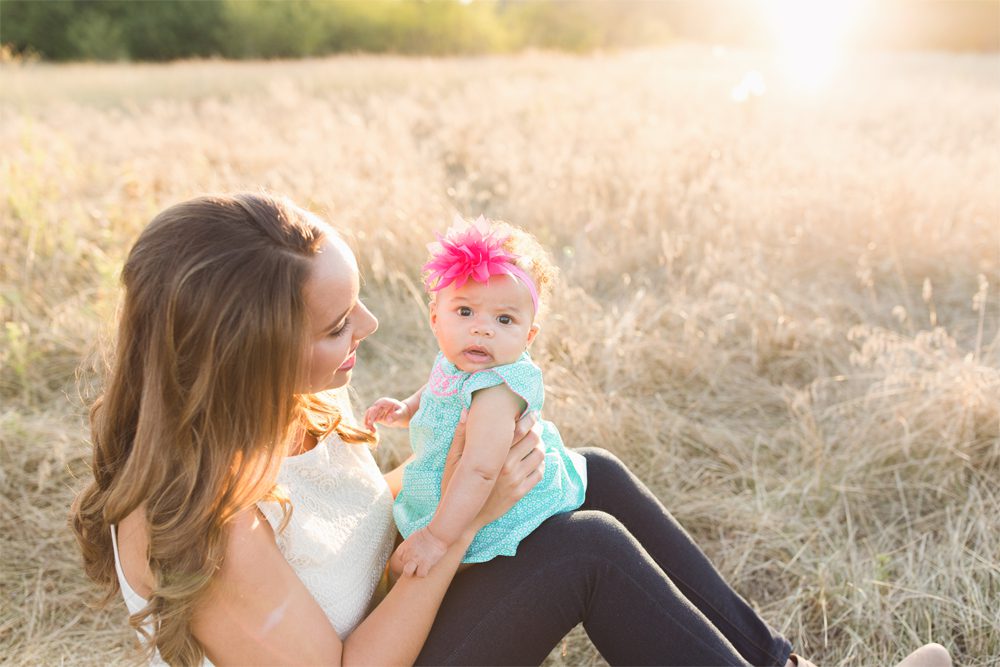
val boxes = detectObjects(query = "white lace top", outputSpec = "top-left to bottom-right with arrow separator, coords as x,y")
257,433 -> 397,638
111,432 -> 395,664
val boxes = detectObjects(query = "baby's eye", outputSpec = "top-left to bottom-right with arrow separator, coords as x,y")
497,314 -> 513,325
457,306 -> 472,317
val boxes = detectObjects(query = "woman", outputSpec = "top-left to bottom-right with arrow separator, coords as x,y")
72,193 -> 950,666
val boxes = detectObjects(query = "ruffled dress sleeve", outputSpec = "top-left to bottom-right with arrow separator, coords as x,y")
460,353 -> 544,416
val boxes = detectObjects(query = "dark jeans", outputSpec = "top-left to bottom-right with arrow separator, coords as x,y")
416,447 -> 793,667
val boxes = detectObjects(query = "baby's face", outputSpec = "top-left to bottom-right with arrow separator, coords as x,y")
430,275 -> 539,372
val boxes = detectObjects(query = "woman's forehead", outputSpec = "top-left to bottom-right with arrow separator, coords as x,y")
305,237 -> 358,323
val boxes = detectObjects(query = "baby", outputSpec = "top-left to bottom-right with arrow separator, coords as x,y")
365,215 -> 587,576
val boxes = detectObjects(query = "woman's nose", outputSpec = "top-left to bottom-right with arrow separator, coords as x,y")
356,302 -> 378,340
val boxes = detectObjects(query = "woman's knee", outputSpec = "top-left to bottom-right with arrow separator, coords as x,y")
577,447 -> 639,500
895,643 -> 952,667
537,510 -> 637,557
577,446 -> 628,475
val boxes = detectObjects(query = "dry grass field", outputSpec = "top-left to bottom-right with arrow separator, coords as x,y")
1,48 -> 998,666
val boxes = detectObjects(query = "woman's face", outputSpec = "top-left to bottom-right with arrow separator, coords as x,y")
300,235 -> 378,393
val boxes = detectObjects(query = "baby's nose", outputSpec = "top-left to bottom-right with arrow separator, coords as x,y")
471,322 -> 494,337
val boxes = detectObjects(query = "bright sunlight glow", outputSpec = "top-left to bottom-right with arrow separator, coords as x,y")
764,0 -> 864,91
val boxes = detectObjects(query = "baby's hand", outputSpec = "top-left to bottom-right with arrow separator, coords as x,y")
364,397 -> 410,432
389,527 -> 449,578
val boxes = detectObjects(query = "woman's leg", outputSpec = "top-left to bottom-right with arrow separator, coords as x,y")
577,447 -> 792,667
417,510 -> 750,667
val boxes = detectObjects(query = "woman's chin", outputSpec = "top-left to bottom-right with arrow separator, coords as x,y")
327,370 -> 351,390
302,372 -> 351,394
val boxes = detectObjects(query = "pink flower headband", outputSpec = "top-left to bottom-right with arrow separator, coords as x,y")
423,215 -> 540,314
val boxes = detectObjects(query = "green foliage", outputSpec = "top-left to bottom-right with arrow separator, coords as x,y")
218,0 -> 509,58
65,9 -> 127,60
219,0 -> 327,59
122,0 -> 223,60
504,1 -> 605,52
1,0 -> 80,60
0,0 -> 657,61
1,0 -> 220,61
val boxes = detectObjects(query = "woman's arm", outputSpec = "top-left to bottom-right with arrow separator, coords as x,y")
192,510 -> 344,665
344,526 -> 477,665
193,503 -> 477,666
193,412 -> 545,666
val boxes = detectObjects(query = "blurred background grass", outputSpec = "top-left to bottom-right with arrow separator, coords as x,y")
1,3 -> 998,665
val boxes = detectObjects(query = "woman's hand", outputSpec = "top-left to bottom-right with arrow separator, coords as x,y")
440,410 -> 546,531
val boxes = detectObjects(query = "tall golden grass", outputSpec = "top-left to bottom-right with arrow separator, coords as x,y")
1,49 -> 997,666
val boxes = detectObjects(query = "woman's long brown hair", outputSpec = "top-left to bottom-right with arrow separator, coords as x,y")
71,193 -> 373,665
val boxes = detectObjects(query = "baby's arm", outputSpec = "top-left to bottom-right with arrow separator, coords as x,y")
364,384 -> 425,432
393,384 -> 524,576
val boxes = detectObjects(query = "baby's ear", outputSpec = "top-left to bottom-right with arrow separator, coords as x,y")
428,300 -> 438,330
526,323 -> 540,346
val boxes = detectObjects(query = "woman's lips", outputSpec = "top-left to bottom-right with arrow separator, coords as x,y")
338,352 -> 356,371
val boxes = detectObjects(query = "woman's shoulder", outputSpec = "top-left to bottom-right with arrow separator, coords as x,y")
219,508 -> 281,580
192,509 -> 285,638
192,507 -> 344,663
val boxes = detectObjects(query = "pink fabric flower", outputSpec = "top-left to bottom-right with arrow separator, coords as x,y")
424,215 -> 516,291
423,215 -> 539,312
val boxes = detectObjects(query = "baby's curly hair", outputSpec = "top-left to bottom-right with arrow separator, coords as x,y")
492,220 -> 558,320
424,217 -> 559,321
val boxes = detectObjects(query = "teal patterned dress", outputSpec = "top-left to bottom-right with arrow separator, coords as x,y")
393,351 -> 587,563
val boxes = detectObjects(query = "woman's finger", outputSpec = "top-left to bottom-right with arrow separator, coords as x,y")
517,465 -> 544,495
522,446 -> 545,477
504,445 -> 543,486
508,423 -> 543,466
511,411 -> 538,444
451,409 -> 468,451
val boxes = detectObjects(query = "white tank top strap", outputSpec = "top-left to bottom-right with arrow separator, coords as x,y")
109,525 -> 194,666
110,524 -> 149,614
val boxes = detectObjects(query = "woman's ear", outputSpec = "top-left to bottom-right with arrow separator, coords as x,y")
526,323 -> 540,346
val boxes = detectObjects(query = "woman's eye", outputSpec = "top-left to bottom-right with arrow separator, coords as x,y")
329,318 -> 350,337
458,307 -> 472,317
497,315 -> 513,325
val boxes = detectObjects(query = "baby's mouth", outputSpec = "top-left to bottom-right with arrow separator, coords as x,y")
463,346 -> 492,362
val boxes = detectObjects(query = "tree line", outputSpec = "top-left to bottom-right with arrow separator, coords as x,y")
2,0 -> 996,62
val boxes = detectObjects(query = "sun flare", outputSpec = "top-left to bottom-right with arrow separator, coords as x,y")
764,0 -> 863,90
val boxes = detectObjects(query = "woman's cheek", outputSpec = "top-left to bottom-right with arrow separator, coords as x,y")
323,338 -> 349,367
308,339 -> 341,387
